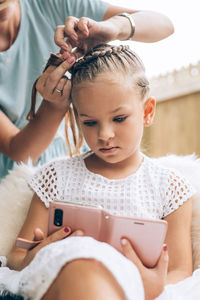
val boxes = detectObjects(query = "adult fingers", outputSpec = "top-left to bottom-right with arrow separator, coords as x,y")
77,17 -> 92,36
59,78 -> 71,100
47,58 -> 75,86
37,58 -> 75,96
64,16 -> 79,41
121,238 -> 143,271
54,77 -> 68,95
55,26 -> 75,53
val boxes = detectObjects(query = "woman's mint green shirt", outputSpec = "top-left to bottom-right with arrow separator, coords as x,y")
0,0 -> 109,179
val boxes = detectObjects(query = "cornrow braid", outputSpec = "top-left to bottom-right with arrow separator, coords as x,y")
71,44 -> 130,72
70,44 -> 148,88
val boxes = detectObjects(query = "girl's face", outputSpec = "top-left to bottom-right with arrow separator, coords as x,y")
73,73 -> 155,165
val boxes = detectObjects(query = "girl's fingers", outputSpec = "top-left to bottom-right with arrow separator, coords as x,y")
121,238 -> 143,270
33,228 -> 45,241
70,230 -> 84,237
155,244 -> 169,279
34,227 -> 84,252
37,227 -> 72,250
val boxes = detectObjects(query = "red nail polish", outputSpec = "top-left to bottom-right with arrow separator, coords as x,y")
163,244 -> 167,251
64,227 -> 69,233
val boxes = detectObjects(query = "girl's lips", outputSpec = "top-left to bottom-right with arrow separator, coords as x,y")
99,146 -> 119,154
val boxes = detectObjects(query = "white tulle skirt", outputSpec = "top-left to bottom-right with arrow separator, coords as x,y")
1,236 -> 200,300
0,237 -> 144,300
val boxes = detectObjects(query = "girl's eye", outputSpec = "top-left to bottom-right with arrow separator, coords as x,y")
113,116 -> 127,123
83,120 -> 97,127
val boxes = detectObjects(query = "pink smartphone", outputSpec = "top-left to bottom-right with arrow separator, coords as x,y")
48,201 -> 168,268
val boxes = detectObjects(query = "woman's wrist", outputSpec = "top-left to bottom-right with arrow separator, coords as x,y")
108,15 -> 135,41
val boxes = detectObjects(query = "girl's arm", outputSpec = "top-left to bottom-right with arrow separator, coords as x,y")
7,193 -> 49,270
7,193 -> 79,271
0,58 -> 74,163
164,199 -> 193,283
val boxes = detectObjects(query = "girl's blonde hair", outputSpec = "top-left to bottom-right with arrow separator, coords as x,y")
67,44 -> 150,156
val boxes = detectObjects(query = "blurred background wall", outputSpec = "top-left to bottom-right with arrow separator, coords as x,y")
107,0 -> 200,158
142,62 -> 200,157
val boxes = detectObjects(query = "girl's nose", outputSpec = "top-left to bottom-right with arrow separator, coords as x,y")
98,125 -> 115,142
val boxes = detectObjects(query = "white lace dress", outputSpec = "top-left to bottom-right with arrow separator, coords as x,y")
0,152 -> 198,300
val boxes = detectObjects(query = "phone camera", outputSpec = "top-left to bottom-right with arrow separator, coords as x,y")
54,209 -> 63,227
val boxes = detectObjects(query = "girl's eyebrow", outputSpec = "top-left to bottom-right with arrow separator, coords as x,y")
79,113 -> 92,117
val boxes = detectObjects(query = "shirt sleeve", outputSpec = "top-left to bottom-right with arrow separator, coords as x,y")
64,0 -> 109,21
161,169 -> 196,218
28,160 -> 63,208
36,0 -> 109,28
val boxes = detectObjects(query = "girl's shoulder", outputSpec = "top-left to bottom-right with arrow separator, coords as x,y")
27,152 -> 88,207
33,152 -> 88,174
143,154 -> 196,217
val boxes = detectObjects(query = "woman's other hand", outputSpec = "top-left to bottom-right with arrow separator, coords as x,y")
36,58 -> 75,112
121,238 -> 168,300
54,16 -> 117,60
21,227 -> 84,269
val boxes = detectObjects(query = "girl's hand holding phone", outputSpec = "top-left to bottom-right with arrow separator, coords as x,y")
121,238 -> 169,300
18,227 -> 84,269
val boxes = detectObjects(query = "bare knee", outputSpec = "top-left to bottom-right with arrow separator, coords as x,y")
42,258 -> 126,300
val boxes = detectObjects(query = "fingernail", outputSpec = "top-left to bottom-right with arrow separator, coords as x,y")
64,227 -> 70,233
71,34 -> 77,41
121,238 -> 127,245
75,230 -> 83,236
67,57 -> 75,64
61,45 -> 68,51
163,244 -> 167,251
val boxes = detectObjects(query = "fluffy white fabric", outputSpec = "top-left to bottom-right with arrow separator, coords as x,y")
0,161 -> 35,256
0,155 -> 200,269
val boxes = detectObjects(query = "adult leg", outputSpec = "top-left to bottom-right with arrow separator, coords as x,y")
42,258 -> 126,300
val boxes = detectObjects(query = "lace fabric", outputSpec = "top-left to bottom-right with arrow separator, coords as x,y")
29,152 -> 196,219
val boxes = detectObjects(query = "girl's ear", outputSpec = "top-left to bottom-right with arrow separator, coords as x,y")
143,97 -> 156,127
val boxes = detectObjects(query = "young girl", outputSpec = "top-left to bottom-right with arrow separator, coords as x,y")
0,44 -> 197,300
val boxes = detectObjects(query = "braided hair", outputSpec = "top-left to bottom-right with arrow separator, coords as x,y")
71,44 -> 149,97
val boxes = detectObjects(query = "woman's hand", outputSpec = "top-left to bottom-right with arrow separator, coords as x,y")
36,58 -> 75,112
121,239 -> 168,300
54,16 -> 118,60
21,227 -> 83,269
